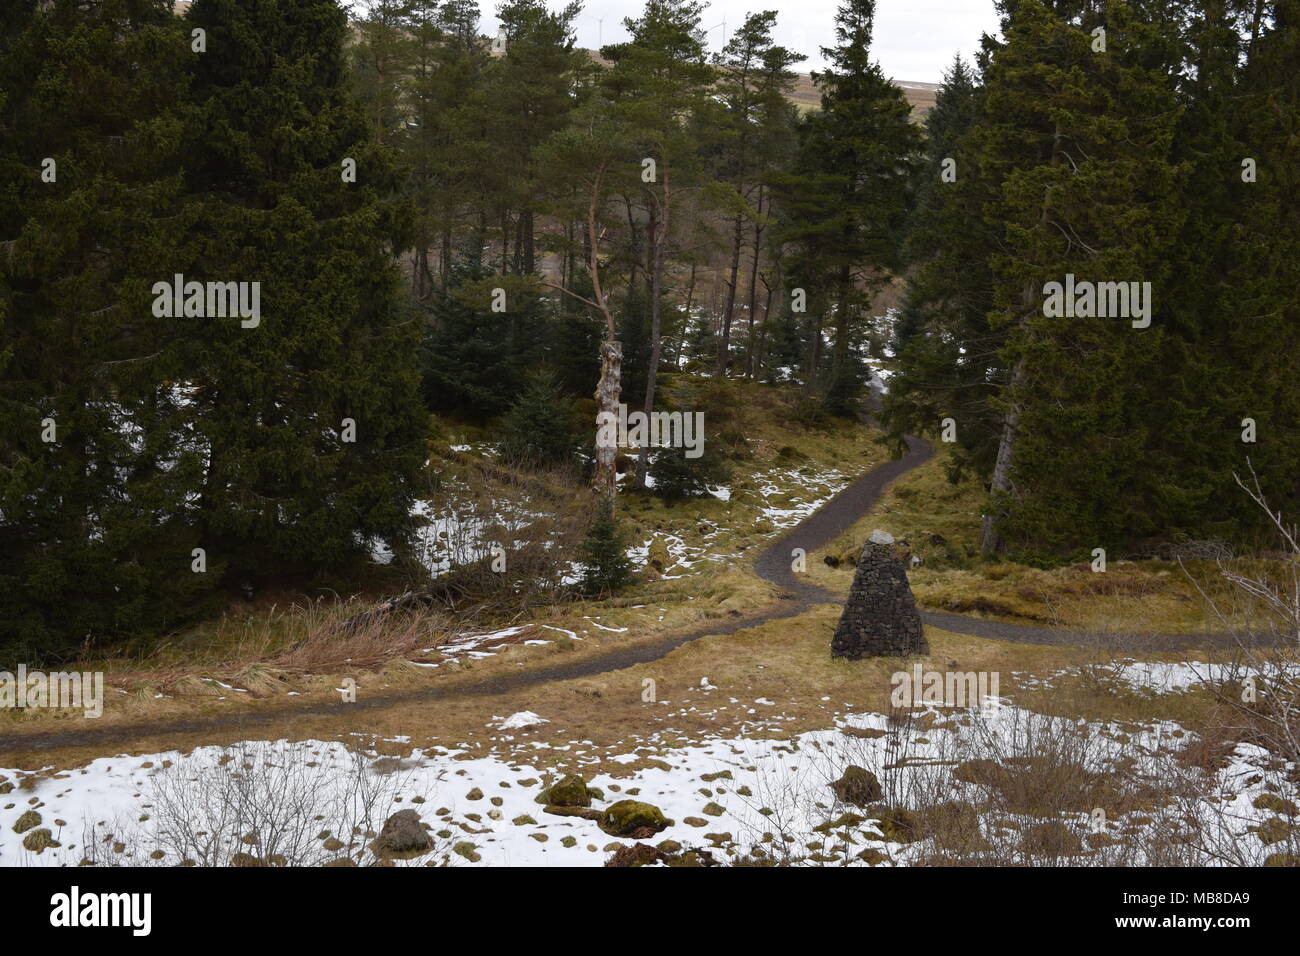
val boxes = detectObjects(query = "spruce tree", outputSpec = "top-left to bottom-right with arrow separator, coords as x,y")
975,0 -> 1184,558
497,368 -> 580,468
0,0 -> 210,660
577,497 -> 633,595
179,0 -> 426,584
882,55 -> 1004,479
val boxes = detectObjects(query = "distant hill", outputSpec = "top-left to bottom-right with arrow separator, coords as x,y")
575,47 -> 937,119
785,70 -> 940,117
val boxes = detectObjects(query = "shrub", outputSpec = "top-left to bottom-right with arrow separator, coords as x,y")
577,498 -> 633,596
649,444 -> 732,502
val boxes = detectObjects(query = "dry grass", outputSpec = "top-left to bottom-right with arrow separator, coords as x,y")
804,447 -> 1280,635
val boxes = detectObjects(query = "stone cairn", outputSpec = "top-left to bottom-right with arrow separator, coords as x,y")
831,530 -> 928,659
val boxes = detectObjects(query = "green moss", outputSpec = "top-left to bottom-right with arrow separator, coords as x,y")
535,774 -> 591,807
600,800 -> 671,836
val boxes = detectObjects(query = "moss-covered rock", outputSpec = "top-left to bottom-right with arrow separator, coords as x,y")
600,800 -> 671,837
536,774 -> 592,808
372,809 -> 433,858
665,848 -> 718,867
646,539 -> 672,576
814,812 -> 866,834
605,842 -> 664,867
452,841 -> 481,862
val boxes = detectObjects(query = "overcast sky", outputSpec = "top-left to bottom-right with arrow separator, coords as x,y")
482,0 -> 1001,83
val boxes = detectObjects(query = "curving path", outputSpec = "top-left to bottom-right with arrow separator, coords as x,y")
0,433 -> 1255,755
756,434 -> 1255,651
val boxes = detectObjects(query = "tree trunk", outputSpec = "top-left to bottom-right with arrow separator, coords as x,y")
806,308 -> 822,391
520,208 -> 535,275
716,214 -> 744,375
595,339 -> 623,498
755,276 -> 775,375
980,356 -> 1026,554
415,244 -> 433,300
636,164 -> 671,488
586,163 -> 622,500
677,259 -> 697,368
744,188 -> 765,377
832,258 -> 852,376
440,221 -> 451,295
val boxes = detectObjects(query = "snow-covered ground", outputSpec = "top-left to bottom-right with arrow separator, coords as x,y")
750,465 -> 855,529
4,689 -> 1291,867
1014,658 -> 1300,695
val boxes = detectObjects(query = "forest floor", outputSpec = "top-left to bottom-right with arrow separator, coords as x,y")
2,376 -> 1295,867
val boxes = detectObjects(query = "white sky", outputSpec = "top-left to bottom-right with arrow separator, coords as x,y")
482,0 -> 1001,83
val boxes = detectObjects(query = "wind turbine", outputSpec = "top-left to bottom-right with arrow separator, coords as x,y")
705,17 -> 728,51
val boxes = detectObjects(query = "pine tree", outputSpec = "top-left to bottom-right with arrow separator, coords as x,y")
708,11 -> 804,377
488,0 -> 586,276
801,0 -> 923,413
1216,0 -> 1300,523
601,0 -> 716,487
649,442 -> 731,501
